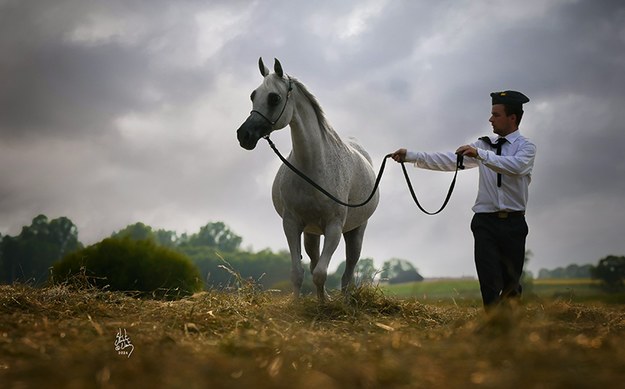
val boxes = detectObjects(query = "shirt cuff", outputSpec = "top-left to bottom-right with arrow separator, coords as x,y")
404,150 -> 419,162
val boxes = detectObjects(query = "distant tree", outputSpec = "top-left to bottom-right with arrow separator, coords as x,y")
1,215 -> 82,285
111,222 -> 154,241
537,263 -> 593,279
112,222 -> 180,248
354,258 -> 377,284
330,258 -> 378,288
153,229 -> 179,248
565,264 -> 592,278
325,264 -> 342,290
183,222 -> 242,252
181,246 -> 290,290
104,221 -> 282,290
537,268 -> 551,279
591,255 -> 625,291
380,258 -> 423,284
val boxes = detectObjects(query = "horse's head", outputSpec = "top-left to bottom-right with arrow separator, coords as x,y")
237,57 -> 293,150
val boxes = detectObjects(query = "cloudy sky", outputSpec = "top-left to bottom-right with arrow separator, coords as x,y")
1,0 -> 624,277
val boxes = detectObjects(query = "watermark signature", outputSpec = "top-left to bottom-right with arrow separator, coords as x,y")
114,328 -> 134,358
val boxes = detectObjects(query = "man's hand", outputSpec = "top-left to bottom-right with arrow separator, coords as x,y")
391,148 -> 407,162
456,145 -> 478,159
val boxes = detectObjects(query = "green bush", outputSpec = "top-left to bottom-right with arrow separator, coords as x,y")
51,237 -> 202,298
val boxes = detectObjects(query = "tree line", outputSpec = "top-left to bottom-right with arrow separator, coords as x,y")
0,215 -> 424,291
537,264 -> 593,279
2,215 -> 623,292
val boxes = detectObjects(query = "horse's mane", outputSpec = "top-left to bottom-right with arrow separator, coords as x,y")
290,76 -> 345,146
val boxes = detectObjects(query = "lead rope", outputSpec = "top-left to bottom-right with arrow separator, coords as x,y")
263,136 -> 464,214
264,135 -> 387,207
399,155 -> 464,215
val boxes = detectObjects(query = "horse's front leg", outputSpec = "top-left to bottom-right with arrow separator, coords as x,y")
283,217 -> 304,297
312,221 -> 343,302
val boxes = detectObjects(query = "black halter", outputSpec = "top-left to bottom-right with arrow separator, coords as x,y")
250,77 -> 293,127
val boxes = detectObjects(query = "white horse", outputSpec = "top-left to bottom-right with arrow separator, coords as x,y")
236,58 -> 379,301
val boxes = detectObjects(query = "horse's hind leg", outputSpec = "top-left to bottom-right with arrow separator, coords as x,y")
304,233 -> 320,273
342,222 -> 367,293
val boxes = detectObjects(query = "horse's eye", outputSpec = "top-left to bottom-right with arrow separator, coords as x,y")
250,90 -> 256,101
268,92 -> 281,107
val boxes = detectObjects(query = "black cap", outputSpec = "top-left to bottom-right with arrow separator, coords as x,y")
491,90 -> 530,105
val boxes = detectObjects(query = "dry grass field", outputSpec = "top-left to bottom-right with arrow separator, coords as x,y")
1,282 -> 625,388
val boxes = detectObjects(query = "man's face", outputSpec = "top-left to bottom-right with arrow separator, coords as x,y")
489,104 -> 516,136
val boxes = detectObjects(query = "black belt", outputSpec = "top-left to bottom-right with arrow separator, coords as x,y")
477,211 -> 525,219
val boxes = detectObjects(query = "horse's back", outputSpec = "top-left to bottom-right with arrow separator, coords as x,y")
347,138 -> 374,166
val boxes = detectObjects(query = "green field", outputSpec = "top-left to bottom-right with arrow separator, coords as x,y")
381,278 -> 625,304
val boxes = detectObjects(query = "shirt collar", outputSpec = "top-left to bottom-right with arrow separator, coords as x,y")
500,129 -> 521,143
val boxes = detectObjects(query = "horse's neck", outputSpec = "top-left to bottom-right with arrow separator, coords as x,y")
289,98 -> 343,168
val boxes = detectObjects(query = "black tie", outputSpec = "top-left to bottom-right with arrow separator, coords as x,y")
479,136 -> 507,187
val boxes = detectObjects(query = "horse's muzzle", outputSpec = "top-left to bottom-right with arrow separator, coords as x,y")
237,127 -> 258,150
237,115 -> 271,150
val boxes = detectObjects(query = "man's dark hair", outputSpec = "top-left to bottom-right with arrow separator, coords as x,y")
504,104 -> 524,126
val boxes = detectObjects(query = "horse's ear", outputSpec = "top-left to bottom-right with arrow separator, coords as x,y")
259,57 -> 269,77
274,58 -> 284,78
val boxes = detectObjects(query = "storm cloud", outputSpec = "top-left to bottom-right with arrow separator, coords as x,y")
1,0 -> 624,277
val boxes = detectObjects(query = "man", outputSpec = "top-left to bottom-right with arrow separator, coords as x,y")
391,91 -> 536,309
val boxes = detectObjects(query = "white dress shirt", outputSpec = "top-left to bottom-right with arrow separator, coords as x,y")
404,130 -> 536,213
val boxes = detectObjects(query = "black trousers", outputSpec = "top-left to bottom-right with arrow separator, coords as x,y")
471,213 -> 528,307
